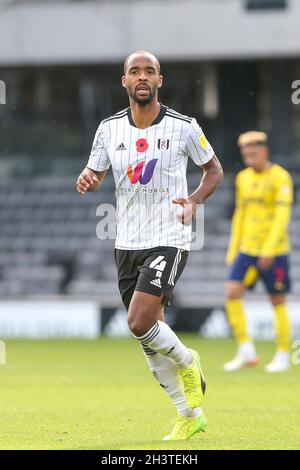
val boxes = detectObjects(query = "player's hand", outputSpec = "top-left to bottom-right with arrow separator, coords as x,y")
225,253 -> 236,266
172,198 -> 196,226
76,168 -> 100,195
258,256 -> 274,270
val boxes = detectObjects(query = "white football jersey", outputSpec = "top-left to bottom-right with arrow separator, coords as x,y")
87,104 -> 214,251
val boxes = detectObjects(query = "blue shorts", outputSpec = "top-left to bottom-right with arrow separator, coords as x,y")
228,253 -> 291,294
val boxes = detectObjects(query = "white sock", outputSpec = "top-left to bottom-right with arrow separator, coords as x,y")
141,345 -> 200,418
134,321 -> 192,369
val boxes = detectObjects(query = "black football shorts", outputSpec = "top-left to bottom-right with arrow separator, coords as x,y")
114,246 -> 189,310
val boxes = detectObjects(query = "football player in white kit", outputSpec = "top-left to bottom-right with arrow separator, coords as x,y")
76,51 -> 223,441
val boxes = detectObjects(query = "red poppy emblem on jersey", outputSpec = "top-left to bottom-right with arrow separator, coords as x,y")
136,138 -> 149,153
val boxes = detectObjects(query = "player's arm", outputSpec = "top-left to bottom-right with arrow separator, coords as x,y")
259,172 -> 293,267
186,155 -> 223,205
76,168 -> 107,194
225,173 -> 245,266
172,118 -> 223,224
76,121 -> 111,195
173,155 -> 223,224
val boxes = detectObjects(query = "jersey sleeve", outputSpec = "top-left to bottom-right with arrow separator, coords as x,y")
226,172 -> 245,265
185,118 -> 215,165
260,170 -> 293,257
87,122 -> 111,171
273,170 -> 293,206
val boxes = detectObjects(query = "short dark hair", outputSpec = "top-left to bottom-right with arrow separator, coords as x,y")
123,51 -> 161,74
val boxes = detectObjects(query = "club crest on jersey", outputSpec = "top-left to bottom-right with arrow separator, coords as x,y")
158,138 -> 170,151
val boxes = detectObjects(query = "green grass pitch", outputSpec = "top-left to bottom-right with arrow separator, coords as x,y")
0,335 -> 299,450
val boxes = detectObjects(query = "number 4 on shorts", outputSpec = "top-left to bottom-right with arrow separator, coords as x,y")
149,256 -> 167,272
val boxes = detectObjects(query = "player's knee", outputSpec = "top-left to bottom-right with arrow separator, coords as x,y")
127,312 -> 149,337
270,294 -> 285,306
225,282 -> 243,300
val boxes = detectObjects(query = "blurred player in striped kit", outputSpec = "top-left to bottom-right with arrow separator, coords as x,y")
225,131 -> 293,372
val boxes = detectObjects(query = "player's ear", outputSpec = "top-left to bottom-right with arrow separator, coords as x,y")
264,147 -> 270,159
121,75 -> 126,88
158,74 -> 163,88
